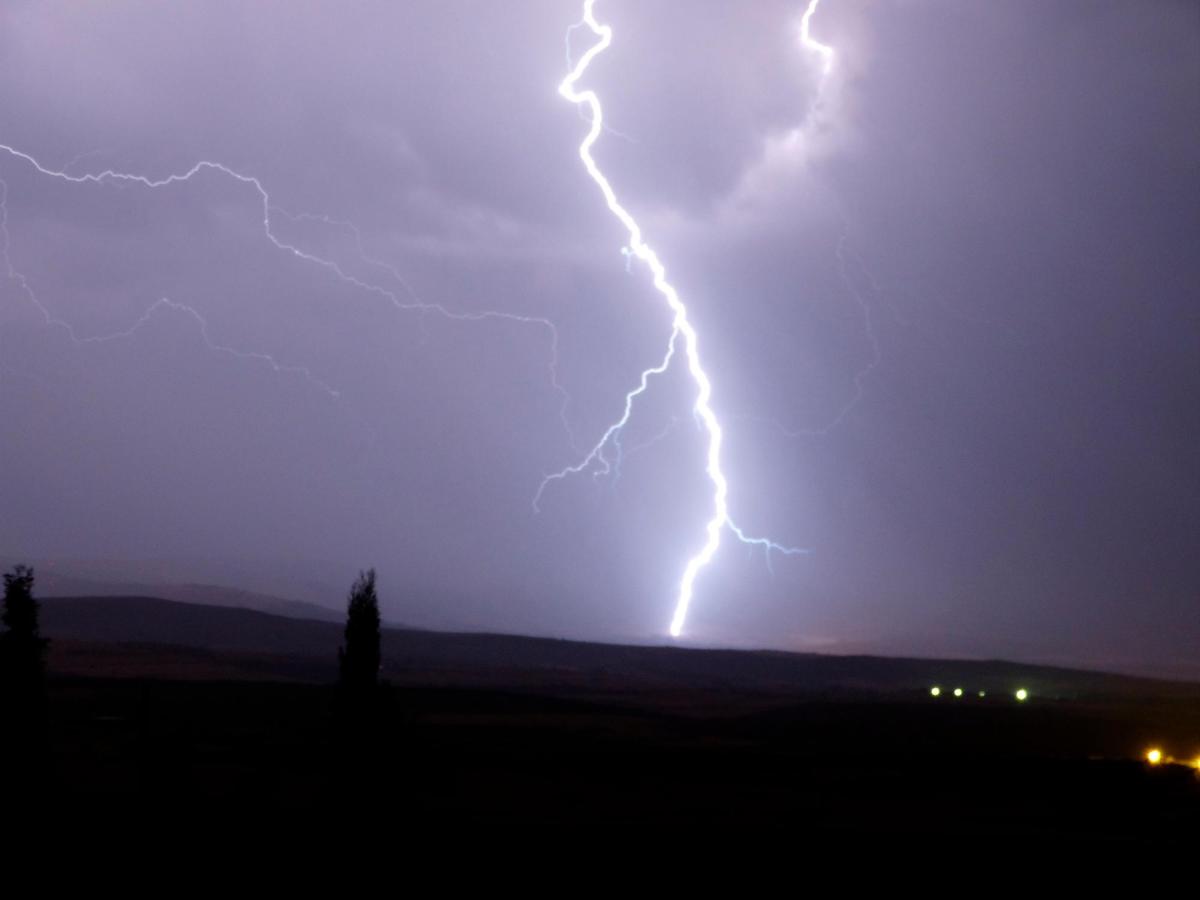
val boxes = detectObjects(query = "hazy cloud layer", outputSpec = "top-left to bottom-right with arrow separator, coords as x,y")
1,1 -> 1196,672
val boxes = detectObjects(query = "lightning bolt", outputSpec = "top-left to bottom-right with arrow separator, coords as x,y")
2,171 -> 341,397
272,207 -> 579,450
0,144 -> 575,448
800,0 -> 835,77
550,0 -> 805,639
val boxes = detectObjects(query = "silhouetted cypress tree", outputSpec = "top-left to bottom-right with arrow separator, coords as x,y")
330,569 -> 387,807
1,564 -> 47,691
0,565 -> 49,780
338,568 -> 380,693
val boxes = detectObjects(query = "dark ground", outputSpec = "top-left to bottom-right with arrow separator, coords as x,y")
17,596 -> 1200,837
36,671 -> 1200,838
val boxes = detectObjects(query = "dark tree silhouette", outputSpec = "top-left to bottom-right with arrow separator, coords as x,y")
0,564 -> 47,691
338,568 -> 381,693
0,565 -> 50,779
331,568 -> 401,807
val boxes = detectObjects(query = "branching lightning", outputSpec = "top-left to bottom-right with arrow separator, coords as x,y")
548,0 -> 805,638
273,207 -> 579,450
2,172 -> 341,396
0,3 -> 840,642
0,144 -> 575,447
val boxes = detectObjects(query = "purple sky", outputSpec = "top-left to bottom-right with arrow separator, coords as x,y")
1,0 -> 1197,674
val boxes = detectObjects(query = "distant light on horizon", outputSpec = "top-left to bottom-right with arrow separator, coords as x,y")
953,687 -> 963,697
930,686 -> 941,697
1015,688 -> 1028,702
1146,748 -> 1162,765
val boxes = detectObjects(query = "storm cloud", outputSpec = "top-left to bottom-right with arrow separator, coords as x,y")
1,1 -> 1196,674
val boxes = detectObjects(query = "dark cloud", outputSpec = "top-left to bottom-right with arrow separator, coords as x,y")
1,0 -> 1196,673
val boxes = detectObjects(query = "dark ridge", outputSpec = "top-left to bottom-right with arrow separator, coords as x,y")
39,595 -> 1200,700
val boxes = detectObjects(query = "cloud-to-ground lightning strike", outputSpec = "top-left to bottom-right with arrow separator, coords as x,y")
548,0 -> 804,638
0,145 -> 575,447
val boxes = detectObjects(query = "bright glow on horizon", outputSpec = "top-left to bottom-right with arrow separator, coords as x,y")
1145,748 -> 1162,765
1015,688 -> 1028,702
553,0 -> 803,637
930,686 -> 941,697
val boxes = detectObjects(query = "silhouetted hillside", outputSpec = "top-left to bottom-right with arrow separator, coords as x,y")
39,595 -> 1200,702
32,575 -> 342,622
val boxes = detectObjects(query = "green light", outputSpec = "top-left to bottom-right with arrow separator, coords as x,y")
1015,688 -> 1028,702
930,686 -> 941,697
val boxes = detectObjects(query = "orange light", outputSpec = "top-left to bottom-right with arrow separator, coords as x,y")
1146,748 -> 1163,765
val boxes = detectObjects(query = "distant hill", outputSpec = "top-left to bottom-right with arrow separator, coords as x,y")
0,555 -> 352,612
41,595 -> 342,655
37,595 -> 1200,701
32,574 -> 343,623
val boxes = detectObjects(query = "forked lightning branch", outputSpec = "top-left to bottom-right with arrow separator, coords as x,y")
545,0 -> 832,636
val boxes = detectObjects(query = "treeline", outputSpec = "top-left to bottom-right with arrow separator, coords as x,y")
0,562 -> 399,805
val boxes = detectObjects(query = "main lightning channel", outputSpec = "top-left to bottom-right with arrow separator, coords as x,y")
554,0 -> 803,638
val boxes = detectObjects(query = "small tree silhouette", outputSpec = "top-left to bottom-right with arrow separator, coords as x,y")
0,564 -> 47,691
0,564 -> 50,778
338,568 -> 380,693
331,568 -> 389,805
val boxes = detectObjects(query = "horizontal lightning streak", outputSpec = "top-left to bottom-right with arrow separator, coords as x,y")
0,144 -> 574,444
0,177 -> 340,396
275,208 -> 579,451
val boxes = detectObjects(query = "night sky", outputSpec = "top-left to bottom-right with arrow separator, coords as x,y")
1,1 -> 1196,675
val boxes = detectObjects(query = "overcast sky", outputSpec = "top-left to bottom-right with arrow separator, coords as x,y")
1,0 -> 1197,673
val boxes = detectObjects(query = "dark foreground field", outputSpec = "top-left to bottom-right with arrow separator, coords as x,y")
38,671 -> 1200,838
45,677 -> 1200,834
20,596 -> 1200,837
